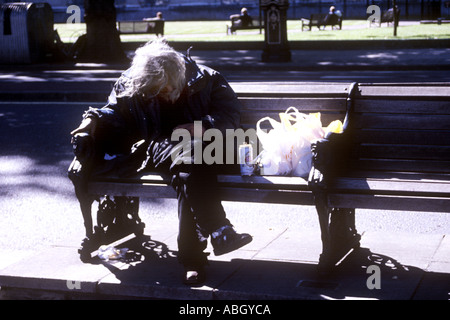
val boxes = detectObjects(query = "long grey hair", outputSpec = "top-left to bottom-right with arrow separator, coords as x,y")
118,39 -> 186,102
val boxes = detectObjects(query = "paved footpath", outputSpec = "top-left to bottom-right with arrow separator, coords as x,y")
0,211 -> 449,300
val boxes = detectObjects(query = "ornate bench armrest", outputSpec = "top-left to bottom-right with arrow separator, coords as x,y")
308,82 -> 359,189
309,138 -> 329,188
308,134 -> 346,189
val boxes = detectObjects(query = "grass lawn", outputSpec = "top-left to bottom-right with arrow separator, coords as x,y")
55,20 -> 450,43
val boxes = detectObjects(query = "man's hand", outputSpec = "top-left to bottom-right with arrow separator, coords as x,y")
71,117 -> 97,137
174,123 -> 205,139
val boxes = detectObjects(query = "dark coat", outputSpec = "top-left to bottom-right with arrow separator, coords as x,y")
83,55 -> 242,157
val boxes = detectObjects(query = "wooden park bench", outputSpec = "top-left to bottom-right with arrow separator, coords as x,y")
370,7 -> 400,27
68,82 -> 450,272
117,20 -> 164,37
226,18 -> 263,35
301,13 -> 342,31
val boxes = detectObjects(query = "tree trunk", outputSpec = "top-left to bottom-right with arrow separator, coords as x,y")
78,0 -> 127,63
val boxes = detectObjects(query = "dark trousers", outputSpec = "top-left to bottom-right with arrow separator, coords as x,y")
143,137 -> 237,267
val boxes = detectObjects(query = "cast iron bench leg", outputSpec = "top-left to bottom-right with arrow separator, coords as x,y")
313,190 -> 361,274
310,134 -> 361,273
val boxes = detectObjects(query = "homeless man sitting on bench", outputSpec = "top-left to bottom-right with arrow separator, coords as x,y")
70,39 -> 252,285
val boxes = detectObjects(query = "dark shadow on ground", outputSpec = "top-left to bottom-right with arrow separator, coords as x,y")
89,234 -> 450,300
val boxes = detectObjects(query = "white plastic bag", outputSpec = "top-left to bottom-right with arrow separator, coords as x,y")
256,116 -> 293,175
256,107 -> 326,177
282,108 -> 324,177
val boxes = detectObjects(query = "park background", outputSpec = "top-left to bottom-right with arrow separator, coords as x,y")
5,0 -> 447,21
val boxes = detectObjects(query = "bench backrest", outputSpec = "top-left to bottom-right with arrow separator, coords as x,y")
349,83 -> 450,174
233,83 -> 349,132
232,82 -> 450,175
310,14 -> 326,25
118,21 -> 147,33
231,18 -> 263,28
310,14 -> 341,25
381,8 -> 400,23
118,20 -> 164,33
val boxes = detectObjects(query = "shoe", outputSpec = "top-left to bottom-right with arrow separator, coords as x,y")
183,266 -> 205,286
211,226 -> 252,256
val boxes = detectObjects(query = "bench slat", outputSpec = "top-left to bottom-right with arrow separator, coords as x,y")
353,114 -> 450,130
357,144 -> 450,161
91,172 -> 450,195
88,180 -> 314,205
240,97 -> 347,111
359,84 -> 450,97
220,187 -> 314,205
232,83 -> 350,97
355,100 -> 450,114
88,181 -> 176,198
93,173 -> 309,190
355,129 -> 450,146
345,170 -> 450,181
331,177 -> 450,196
328,193 -> 450,213
95,173 -> 169,184
217,174 -> 308,189
353,159 -> 450,174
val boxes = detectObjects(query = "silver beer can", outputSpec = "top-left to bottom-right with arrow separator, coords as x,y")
239,144 -> 254,176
